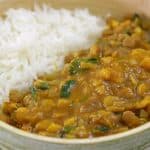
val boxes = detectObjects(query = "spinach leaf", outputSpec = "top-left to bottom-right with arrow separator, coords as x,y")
132,13 -> 140,21
37,82 -> 50,90
83,58 -> 99,64
30,86 -> 37,100
69,57 -> 99,75
124,29 -> 132,36
60,126 -> 76,138
95,125 -> 110,132
60,80 -> 76,98
132,13 -> 141,26
69,59 -> 81,75
63,126 -> 75,134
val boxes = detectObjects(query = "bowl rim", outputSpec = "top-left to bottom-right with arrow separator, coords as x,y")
0,121 -> 150,144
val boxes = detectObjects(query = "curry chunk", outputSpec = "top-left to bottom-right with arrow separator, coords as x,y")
140,57 -> 150,71
98,68 -> 111,81
122,111 -> 141,127
47,123 -> 62,133
35,120 -> 52,131
2,102 -> 18,114
13,107 -> 30,123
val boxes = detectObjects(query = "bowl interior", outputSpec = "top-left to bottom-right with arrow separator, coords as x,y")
0,0 -> 150,145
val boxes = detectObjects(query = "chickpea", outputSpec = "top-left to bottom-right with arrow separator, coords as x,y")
3,102 -> 17,114
64,117 -> 76,126
130,49 -> 148,62
137,83 -> 149,96
75,126 -> 89,138
122,111 -> 141,127
101,57 -> 113,65
35,120 -> 52,131
14,107 -> 30,123
47,123 -> 62,133
40,99 -> 56,112
98,68 -> 111,81
135,96 -> 150,109
140,57 -> 150,71
57,99 -> 70,108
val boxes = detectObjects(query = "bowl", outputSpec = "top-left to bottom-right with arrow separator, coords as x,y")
0,0 -> 150,149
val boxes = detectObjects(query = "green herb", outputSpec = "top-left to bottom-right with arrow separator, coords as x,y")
95,125 -> 110,132
30,86 -> 37,99
37,82 -> 50,90
132,13 -> 140,21
69,59 -> 81,75
83,58 -> 99,64
69,57 -> 99,75
60,80 -> 76,98
63,126 -> 75,134
132,13 -> 141,26
60,126 -> 76,138
124,29 -> 132,36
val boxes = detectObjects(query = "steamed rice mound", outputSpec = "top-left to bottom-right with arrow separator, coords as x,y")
0,5 -> 105,103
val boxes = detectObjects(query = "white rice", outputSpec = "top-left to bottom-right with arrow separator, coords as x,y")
0,5 -> 105,104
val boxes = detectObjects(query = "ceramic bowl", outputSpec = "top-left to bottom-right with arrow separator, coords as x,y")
0,0 -> 150,149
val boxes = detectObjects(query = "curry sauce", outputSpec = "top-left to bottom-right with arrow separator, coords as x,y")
0,15 -> 150,138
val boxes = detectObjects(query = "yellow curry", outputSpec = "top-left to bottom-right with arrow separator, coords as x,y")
0,14 -> 150,138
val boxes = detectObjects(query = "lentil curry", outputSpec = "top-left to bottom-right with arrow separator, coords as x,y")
0,15 -> 150,138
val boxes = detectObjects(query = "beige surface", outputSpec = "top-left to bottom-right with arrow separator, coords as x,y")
0,0 -> 150,18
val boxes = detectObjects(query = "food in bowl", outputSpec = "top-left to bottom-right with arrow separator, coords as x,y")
0,6 -> 150,139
